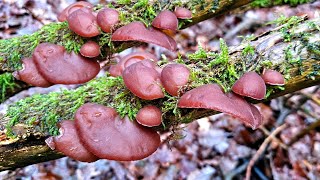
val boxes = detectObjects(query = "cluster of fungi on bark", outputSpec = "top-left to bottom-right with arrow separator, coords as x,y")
10,1 -> 286,162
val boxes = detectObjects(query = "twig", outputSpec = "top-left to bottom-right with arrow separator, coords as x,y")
287,119 -> 320,146
259,126 -> 288,150
225,161 -> 249,180
245,124 -> 287,180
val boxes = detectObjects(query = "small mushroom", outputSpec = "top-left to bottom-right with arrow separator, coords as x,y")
123,60 -> 164,100
80,41 -> 100,58
232,72 -> 266,100
13,57 -> 52,87
174,7 -> 192,19
109,52 -> 157,77
45,120 -> 99,162
161,63 -> 190,96
97,8 -> 119,33
178,84 -> 263,129
75,103 -> 161,161
33,43 -> 100,84
152,10 -> 178,35
67,8 -> 100,37
57,1 -> 93,22
111,22 -> 177,51
136,105 -> 162,127
261,69 -> 285,85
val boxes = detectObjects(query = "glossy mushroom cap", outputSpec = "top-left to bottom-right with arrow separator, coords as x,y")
109,52 -> 158,77
97,8 -> 119,33
232,72 -> 266,100
80,41 -> 100,58
174,7 -> 192,19
33,43 -> 100,84
123,60 -> 164,100
136,105 -> 162,127
178,84 -> 263,129
75,103 -> 161,161
152,10 -> 178,32
45,120 -> 99,162
57,1 -> 93,22
67,8 -> 100,37
161,63 -> 190,96
13,57 -> 52,87
261,69 -> 285,85
111,22 -> 177,51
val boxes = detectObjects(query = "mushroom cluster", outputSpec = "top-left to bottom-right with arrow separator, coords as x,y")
14,43 -> 100,86
46,103 -> 161,162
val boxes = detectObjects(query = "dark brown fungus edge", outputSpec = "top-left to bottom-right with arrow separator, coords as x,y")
178,84 -> 263,129
45,120 -> 99,162
231,72 -> 266,100
75,103 -> 161,161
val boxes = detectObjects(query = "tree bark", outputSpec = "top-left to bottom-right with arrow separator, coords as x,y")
0,0 -> 318,171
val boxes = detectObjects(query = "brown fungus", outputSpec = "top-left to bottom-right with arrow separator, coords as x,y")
232,72 -> 266,100
109,51 -> 157,77
152,10 -> 178,35
136,105 -> 162,127
80,41 -> 100,58
33,43 -> 100,84
261,69 -> 285,85
161,63 -> 190,96
111,22 -> 177,51
67,8 -> 100,37
97,8 -> 119,33
13,57 -> 52,87
45,120 -> 99,162
75,103 -> 161,161
123,60 -> 164,100
174,7 -> 192,19
178,84 -> 263,129
57,1 -> 93,22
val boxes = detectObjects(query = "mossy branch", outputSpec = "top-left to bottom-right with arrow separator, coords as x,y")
0,16 -> 319,171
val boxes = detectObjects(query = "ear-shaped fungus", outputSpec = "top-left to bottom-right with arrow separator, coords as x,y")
261,69 -> 285,85
161,63 -> 190,96
45,120 -> 99,162
178,84 -> 263,129
123,60 -> 164,100
232,72 -> 266,100
152,10 -> 178,34
57,1 -> 93,22
174,7 -> 192,19
67,8 -> 100,37
80,41 -> 100,58
109,52 -> 157,77
75,103 -> 161,161
111,22 -> 177,51
13,57 -> 52,87
33,43 -> 100,84
97,8 -> 119,33
136,105 -> 162,127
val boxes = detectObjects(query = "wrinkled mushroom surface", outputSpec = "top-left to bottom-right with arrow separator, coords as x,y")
111,22 -> 177,51
33,43 -> 100,84
75,103 -> 161,161
46,120 -> 99,162
67,8 -> 100,37
97,8 -> 119,33
136,105 -> 162,127
232,72 -> 266,100
14,57 -> 52,87
261,69 -> 285,85
57,1 -> 93,22
161,63 -> 190,96
123,60 -> 164,100
178,84 -> 263,129
80,41 -> 100,58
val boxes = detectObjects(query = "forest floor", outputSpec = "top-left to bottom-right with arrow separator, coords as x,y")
1,0 -> 320,179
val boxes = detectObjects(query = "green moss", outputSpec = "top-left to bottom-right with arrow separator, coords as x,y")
242,44 -> 255,56
0,73 -> 20,102
251,0 -> 312,7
